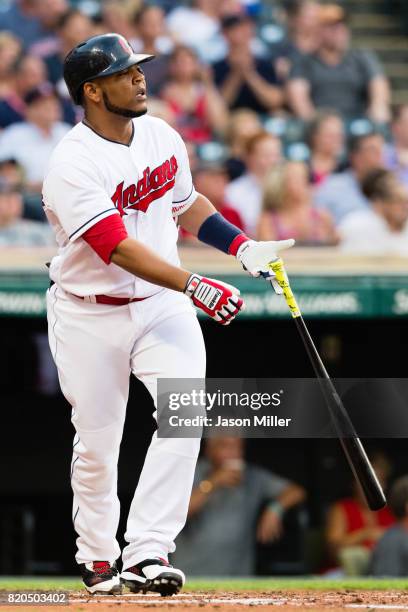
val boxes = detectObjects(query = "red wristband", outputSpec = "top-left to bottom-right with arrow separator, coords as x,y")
228,234 -> 250,256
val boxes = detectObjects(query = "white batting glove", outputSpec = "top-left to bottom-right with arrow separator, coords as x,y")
184,274 -> 245,325
236,239 -> 295,294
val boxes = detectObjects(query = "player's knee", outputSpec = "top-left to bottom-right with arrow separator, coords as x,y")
74,455 -> 117,486
74,444 -> 119,475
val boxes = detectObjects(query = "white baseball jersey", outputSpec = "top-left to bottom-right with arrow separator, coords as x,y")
42,115 -> 197,298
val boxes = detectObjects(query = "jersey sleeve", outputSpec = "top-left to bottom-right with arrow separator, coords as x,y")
82,214 -> 128,265
171,130 -> 198,217
42,160 -> 119,242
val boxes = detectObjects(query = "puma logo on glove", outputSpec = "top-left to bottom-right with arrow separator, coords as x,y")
184,274 -> 244,325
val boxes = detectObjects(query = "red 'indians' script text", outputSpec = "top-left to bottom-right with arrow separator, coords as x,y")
111,155 -> 178,216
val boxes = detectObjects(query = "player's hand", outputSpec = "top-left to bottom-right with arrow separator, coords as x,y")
184,274 -> 244,325
236,239 -> 295,294
256,508 -> 283,543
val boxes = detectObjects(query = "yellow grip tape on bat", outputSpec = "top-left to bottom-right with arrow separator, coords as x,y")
268,258 -> 301,319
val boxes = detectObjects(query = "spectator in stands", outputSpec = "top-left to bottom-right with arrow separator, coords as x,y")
0,156 -> 57,394
0,83 -> 70,195
371,476 -> 408,577
0,159 -> 53,246
166,0 -> 226,63
0,54 -> 48,129
185,140 -> 200,174
314,132 -> 385,224
101,0 -> 142,42
257,161 -> 338,244
28,0 -> 69,58
384,105 -> 408,187
147,98 -> 176,127
307,110 -> 345,185
133,4 -> 173,55
339,169 -> 408,255
172,437 -> 306,576
179,163 -> 244,244
132,5 -> 173,97
284,0 -> 321,55
195,164 -> 244,227
325,451 -> 394,576
43,9 -> 94,86
0,0 -> 43,49
224,108 -> 262,180
0,32 -> 22,97
213,14 -> 283,114
272,0 -> 321,81
160,45 -> 228,144
287,4 -> 391,122
37,9 -> 94,123
225,131 -> 282,236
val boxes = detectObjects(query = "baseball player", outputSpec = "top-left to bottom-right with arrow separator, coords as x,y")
42,33 -> 294,596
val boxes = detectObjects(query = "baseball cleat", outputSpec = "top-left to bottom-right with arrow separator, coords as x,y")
121,557 -> 185,596
79,560 -> 122,594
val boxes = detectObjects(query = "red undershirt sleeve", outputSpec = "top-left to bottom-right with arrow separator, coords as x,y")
82,214 -> 128,265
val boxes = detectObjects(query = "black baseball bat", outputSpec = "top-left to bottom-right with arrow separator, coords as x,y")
267,259 -> 386,511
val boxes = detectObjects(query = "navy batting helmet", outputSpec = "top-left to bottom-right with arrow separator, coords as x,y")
63,33 -> 154,105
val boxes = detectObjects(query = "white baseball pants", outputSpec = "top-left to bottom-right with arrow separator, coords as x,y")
46,285 -> 206,568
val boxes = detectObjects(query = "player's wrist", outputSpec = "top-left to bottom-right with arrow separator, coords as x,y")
234,238 -> 255,260
229,234 -> 252,257
197,212 -> 250,255
183,273 -> 202,298
172,269 -> 192,293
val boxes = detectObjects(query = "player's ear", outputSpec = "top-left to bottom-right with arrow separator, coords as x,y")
83,81 -> 101,104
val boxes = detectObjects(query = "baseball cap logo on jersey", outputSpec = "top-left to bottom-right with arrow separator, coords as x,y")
111,155 -> 178,216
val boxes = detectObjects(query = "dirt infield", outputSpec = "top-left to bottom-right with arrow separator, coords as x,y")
2,589 -> 408,612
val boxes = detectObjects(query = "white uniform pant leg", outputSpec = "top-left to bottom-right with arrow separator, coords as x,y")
46,286 -> 135,565
122,291 -> 206,568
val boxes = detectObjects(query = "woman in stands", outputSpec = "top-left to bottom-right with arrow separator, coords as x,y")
160,45 -> 228,144
257,160 -> 338,244
307,110 -> 345,186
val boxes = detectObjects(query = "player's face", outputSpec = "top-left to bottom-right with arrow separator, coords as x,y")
99,64 -> 148,119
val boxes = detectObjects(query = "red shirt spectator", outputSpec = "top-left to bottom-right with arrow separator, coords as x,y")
161,45 -> 228,145
325,452 -> 395,575
336,497 -> 394,550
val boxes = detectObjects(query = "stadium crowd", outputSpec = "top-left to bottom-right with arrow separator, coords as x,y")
1,0 -> 408,253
